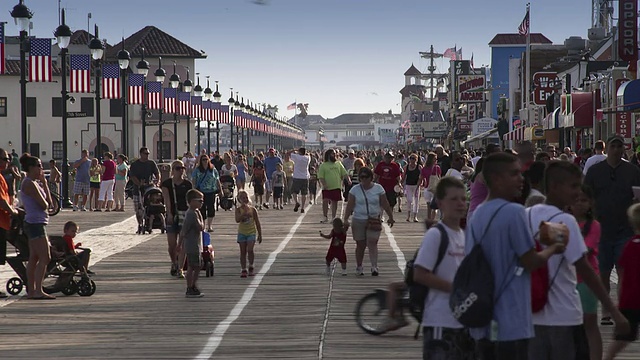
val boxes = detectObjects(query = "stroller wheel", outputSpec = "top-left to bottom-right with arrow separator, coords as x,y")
61,280 -> 78,296
77,279 -> 96,296
161,228 -> 165,234
6,277 -> 23,295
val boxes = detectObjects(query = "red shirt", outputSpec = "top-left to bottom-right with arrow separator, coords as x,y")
63,235 -> 76,254
618,235 -> 640,309
0,175 -> 10,230
374,161 -> 401,192
102,159 -> 116,181
329,230 -> 347,248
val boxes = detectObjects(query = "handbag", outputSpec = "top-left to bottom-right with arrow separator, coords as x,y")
427,166 -> 440,192
360,185 -> 382,231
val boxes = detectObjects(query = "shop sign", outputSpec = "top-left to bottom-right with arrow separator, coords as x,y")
457,75 -> 485,103
532,72 -> 558,105
471,117 -> 498,137
616,79 -> 632,142
467,104 -> 477,121
458,122 -> 472,131
619,0 -> 638,71
409,121 -> 448,136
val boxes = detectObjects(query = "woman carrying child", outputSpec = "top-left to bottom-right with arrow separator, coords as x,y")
235,190 -> 262,278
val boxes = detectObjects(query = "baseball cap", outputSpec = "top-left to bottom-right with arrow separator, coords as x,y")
268,148 -> 275,152
348,149 -> 355,154
607,134 -> 624,145
385,151 -> 395,157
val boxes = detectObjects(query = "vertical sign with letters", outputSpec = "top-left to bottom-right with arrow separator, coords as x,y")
618,0 -> 638,72
616,78 -> 632,145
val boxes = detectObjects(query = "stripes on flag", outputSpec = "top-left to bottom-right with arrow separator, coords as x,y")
146,81 -> 162,110
220,105 -> 229,124
212,102 -> 221,123
69,54 -> 90,93
128,73 -> 145,105
518,9 -> 530,36
102,63 -> 121,99
202,101 -> 212,121
178,92 -> 191,116
163,87 -> 177,113
191,96 -> 202,118
0,23 -> 5,75
29,38 -> 52,82
287,102 -> 296,110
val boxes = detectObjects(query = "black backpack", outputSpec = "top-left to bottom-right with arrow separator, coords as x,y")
405,223 -> 450,323
450,204 -> 507,328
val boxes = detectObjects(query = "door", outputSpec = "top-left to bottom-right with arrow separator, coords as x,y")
156,141 -> 171,162
29,143 -> 40,158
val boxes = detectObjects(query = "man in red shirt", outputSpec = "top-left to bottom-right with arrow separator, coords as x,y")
374,151 -> 402,211
0,148 -> 19,298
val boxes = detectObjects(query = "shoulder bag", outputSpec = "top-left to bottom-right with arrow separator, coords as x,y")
361,185 -> 382,231
427,165 -> 440,192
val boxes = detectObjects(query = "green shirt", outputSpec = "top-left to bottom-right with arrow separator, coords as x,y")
317,161 -> 348,190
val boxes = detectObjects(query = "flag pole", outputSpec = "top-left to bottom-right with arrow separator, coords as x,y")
294,99 -> 297,126
525,2 -> 531,125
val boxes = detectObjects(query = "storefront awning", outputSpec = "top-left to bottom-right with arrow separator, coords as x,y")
570,92 -> 597,128
617,79 -> 640,112
542,107 -> 560,130
524,126 -> 545,141
464,127 -> 498,144
503,126 -> 526,142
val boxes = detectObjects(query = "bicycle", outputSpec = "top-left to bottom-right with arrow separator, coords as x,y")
47,183 -> 61,216
354,284 -> 422,338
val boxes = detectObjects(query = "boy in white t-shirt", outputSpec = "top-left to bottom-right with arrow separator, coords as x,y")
526,160 -> 629,359
413,176 -> 474,359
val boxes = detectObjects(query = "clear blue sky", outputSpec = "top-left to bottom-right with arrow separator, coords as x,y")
8,0 -> 592,118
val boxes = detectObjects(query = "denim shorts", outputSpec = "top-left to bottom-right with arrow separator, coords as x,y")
237,233 -> 256,243
24,222 -> 47,241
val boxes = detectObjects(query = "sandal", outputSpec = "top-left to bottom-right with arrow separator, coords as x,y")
601,316 -> 614,325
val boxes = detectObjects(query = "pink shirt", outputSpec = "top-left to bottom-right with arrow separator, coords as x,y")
102,159 -> 116,181
468,178 -> 489,214
577,219 -> 601,283
420,165 -> 441,188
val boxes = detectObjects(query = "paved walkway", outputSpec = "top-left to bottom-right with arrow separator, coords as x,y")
0,196 -> 638,359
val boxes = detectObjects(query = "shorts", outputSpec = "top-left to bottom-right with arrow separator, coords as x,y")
309,182 -> 318,194
422,327 -> 475,360
273,186 -> 284,199
322,189 -> 342,202
73,181 -> 90,195
237,233 -> 256,243
291,178 -> 309,195
385,190 -> 397,208
326,246 -> 347,264
577,282 -> 598,314
253,183 -> 264,196
351,218 -> 381,242
133,193 -> 142,212
528,325 -> 578,360
186,252 -> 202,268
598,236 -> 628,275
24,222 -> 47,241
265,179 -> 273,192
90,182 -> 101,189
615,309 -> 640,341
476,339 -> 530,360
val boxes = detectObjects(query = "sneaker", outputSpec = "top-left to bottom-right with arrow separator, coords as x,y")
413,217 -> 419,222
241,269 -> 248,278
356,266 -> 364,276
301,208 -> 305,214
73,205 -> 78,212
177,270 -> 185,279
320,217 -> 329,224
294,203 -> 300,212
259,205 -> 263,210
170,263 -> 178,276
341,269 -> 348,276
86,269 -> 96,276
371,267 -> 379,276
248,266 -> 255,277
185,287 -> 193,297
191,287 -> 204,298
325,266 -> 331,276
601,316 -> 614,325
263,203 -> 269,209
80,206 -> 87,212
279,205 -> 284,210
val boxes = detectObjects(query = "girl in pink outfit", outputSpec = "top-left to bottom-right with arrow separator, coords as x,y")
570,184 -> 602,360
98,152 -> 117,211
418,152 -> 440,220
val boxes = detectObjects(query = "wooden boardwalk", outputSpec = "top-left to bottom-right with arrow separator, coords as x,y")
0,195 -> 639,359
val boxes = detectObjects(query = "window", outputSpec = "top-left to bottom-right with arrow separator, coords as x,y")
26,97 -> 36,117
0,97 -> 6,117
52,97 -> 62,117
157,141 -> 171,160
333,133 -> 338,139
52,141 -> 64,160
81,98 -> 94,117
109,99 -> 122,117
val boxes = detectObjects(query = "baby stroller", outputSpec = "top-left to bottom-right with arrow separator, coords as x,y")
218,175 -> 236,211
124,179 -> 135,200
138,185 -> 166,234
202,232 -> 215,277
5,213 -> 96,297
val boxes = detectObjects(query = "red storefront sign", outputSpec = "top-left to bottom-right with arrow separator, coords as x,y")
616,79 -> 632,144
533,72 -> 558,105
458,122 -> 472,131
619,0 -> 638,72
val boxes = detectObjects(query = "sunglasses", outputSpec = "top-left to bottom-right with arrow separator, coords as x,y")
174,166 -> 186,171
359,175 -> 371,179
141,152 -> 150,155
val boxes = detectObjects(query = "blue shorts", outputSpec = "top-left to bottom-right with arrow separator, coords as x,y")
166,222 -> 182,234
598,236 -> 628,275
24,222 -> 47,241
237,233 -> 256,243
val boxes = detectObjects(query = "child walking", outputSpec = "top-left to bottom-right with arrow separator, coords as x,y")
177,189 -> 205,298
272,163 -> 286,210
251,163 -> 266,209
320,218 -> 347,276
605,203 -> 640,360
235,190 -> 262,278
308,165 -> 318,205
571,185 -> 602,360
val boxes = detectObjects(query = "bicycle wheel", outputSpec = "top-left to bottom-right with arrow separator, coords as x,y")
48,195 -> 61,216
355,290 -> 389,335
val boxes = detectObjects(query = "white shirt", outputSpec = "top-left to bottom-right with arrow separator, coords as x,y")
471,156 -> 481,168
220,164 -> 237,177
349,183 -> 385,220
291,153 -> 310,179
525,204 -> 587,326
414,222 -> 465,328
583,154 -> 607,175
445,168 -> 464,180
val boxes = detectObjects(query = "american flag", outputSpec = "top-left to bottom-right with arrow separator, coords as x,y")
146,81 -> 162,110
178,92 -> 191,116
102,63 -> 121,99
220,105 -> 229,124
518,9 -> 530,36
0,23 -> 5,75
202,101 -> 212,121
128,73 -> 145,105
235,110 -> 244,128
163,87 -> 177,113
287,102 -> 296,110
212,102 -> 221,123
191,96 -> 202,118
69,54 -> 90,93
443,47 -> 456,59
29,38 -> 52,82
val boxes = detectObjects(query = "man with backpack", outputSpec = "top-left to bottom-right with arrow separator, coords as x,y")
526,161 -> 629,359
457,153 -> 565,360
412,177 -> 474,359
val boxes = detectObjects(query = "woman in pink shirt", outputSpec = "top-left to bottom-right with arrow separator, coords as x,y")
98,152 -> 117,211
418,152 -> 440,220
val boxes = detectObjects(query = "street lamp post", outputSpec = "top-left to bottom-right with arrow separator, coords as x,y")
228,89 -> 235,151
169,62 -> 180,159
88,24 -> 104,159
183,68 -> 193,153
117,39 -> 131,156
154,57 -> 166,161
203,76 -> 213,153
11,0 -> 32,154
55,9 -> 72,208
193,74 -> 203,154
136,47 -> 149,147
213,81 -> 222,153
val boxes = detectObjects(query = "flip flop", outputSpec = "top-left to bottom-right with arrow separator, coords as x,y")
601,316 -> 614,325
